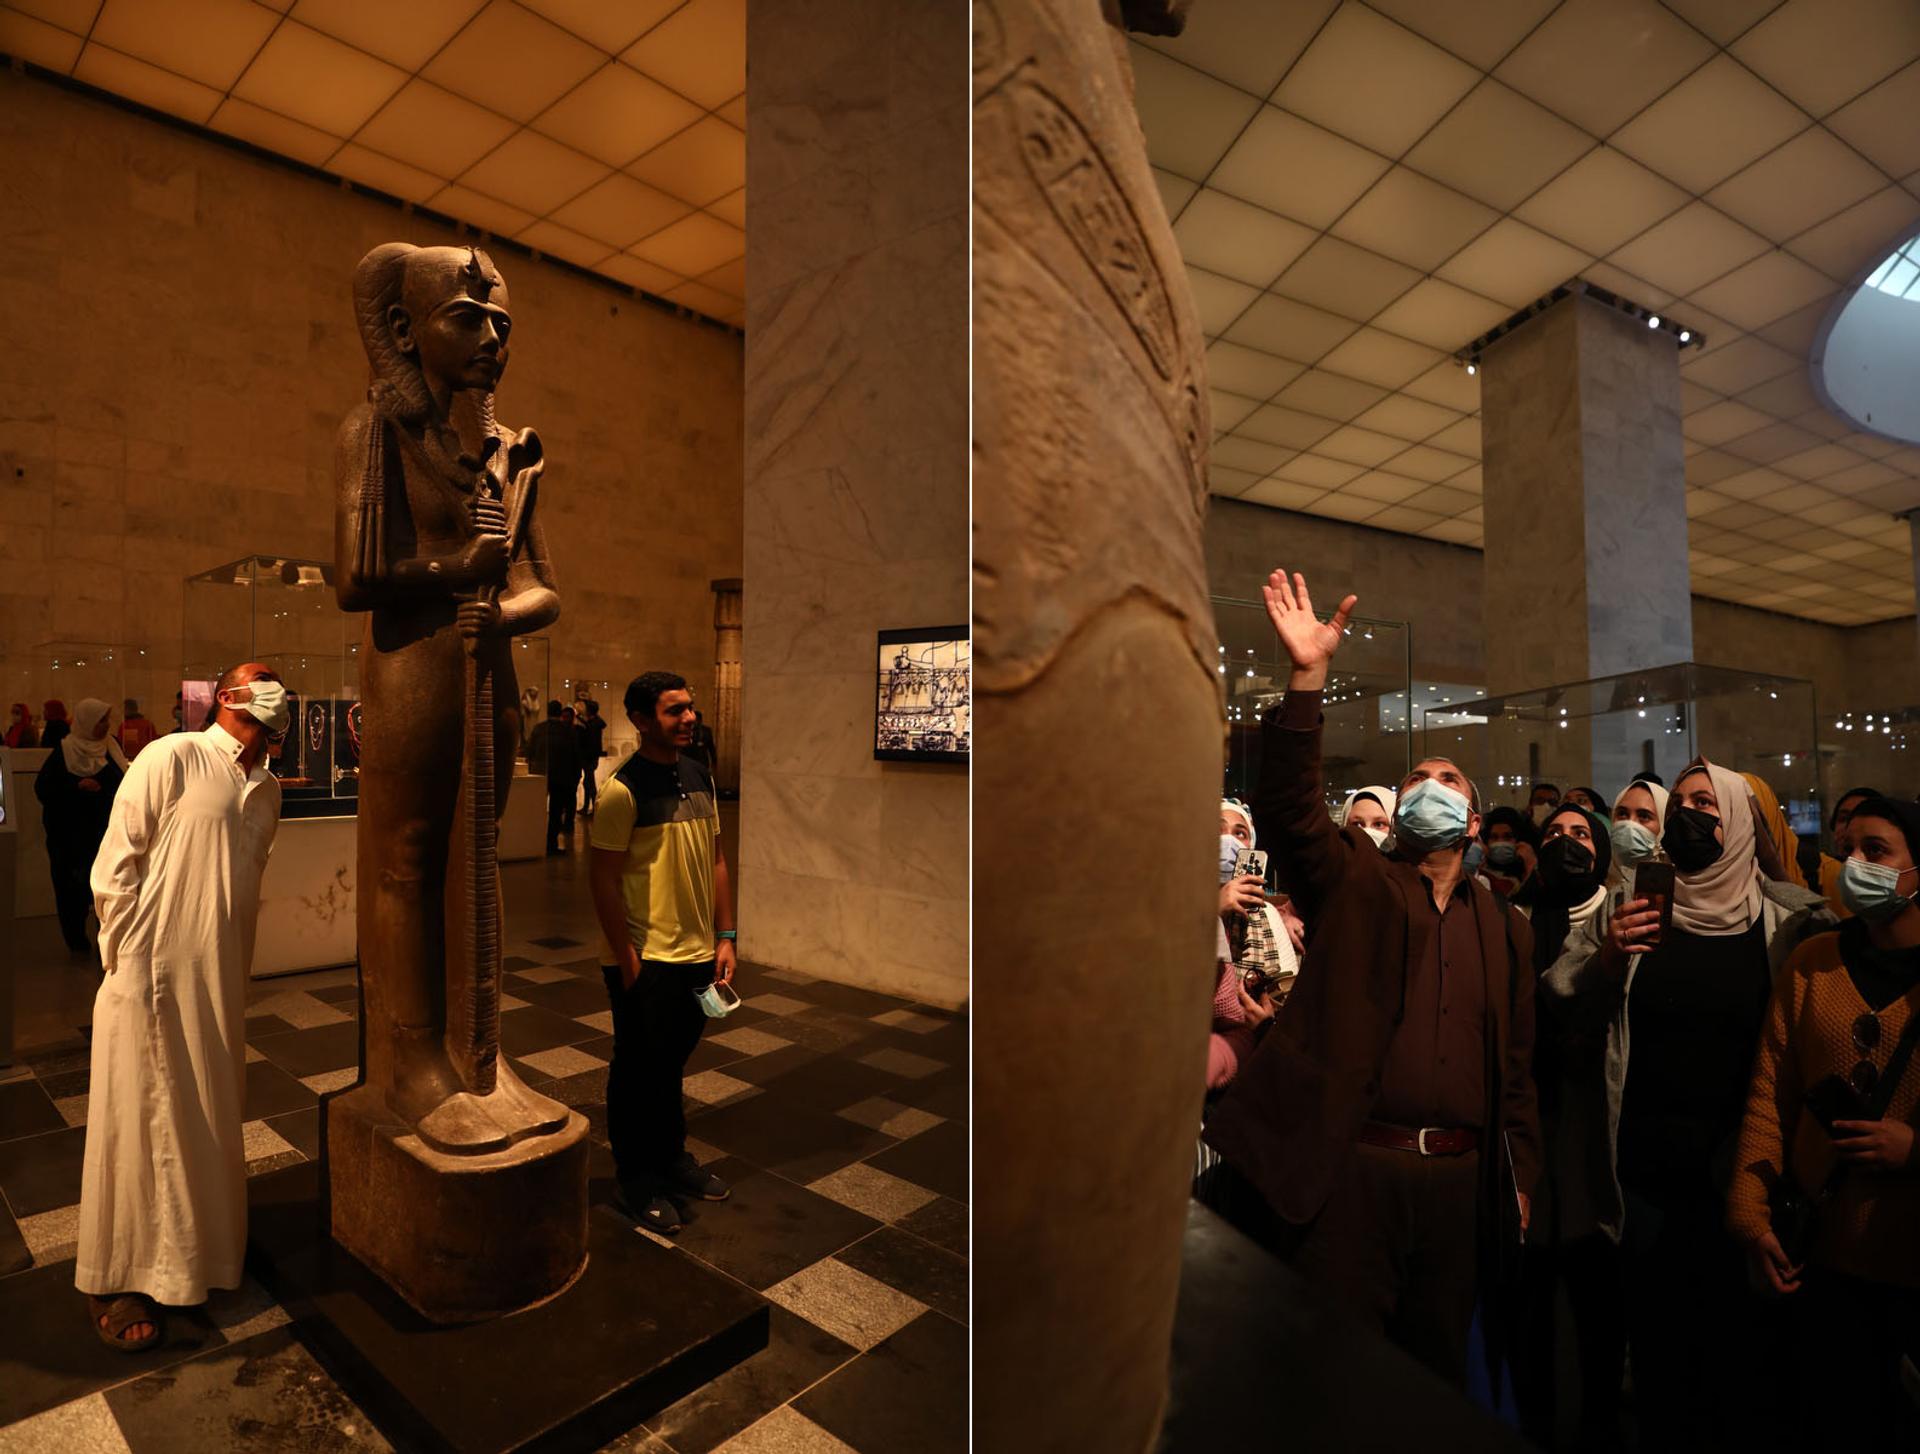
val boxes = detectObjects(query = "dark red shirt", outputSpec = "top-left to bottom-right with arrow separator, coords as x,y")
1372,869 -> 1488,1130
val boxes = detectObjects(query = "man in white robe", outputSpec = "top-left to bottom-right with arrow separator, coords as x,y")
75,663 -> 286,1348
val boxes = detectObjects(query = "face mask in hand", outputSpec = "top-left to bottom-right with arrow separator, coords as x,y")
1662,806 -> 1723,873
1839,856 -> 1916,922
225,677 -> 290,736
1610,818 -> 1657,868
1394,778 -> 1471,854
1220,835 -> 1246,884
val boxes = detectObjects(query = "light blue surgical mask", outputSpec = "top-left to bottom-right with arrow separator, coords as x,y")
1220,834 -> 1246,883
1610,817 -> 1657,868
1487,841 -> 1520,868
1463,840 -> 1485,874
696,981 -> 741,1018
1394,778 -> 1471,854
1839,856 -> 1916,922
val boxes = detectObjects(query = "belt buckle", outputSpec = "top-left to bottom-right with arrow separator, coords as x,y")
1417,1127 -> 1435,1156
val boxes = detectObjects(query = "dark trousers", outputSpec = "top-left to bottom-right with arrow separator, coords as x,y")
47,840 -> 92,950
580,764 -> 598,816
1514,1232 -> 1627,1450
1620,1183 -> 1791,1453
1792,1266 -> 1920,1449
600,958 -> 714,1188
1203,1143 -> 1481,1388
545,778 -> 571,848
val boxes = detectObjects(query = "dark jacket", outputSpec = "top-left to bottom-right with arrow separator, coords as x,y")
35,746 -> 122,857
1204,693 -> 1543,1237
527,719 -> 580,784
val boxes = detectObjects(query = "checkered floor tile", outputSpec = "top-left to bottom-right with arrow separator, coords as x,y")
0,891 -> 967,1454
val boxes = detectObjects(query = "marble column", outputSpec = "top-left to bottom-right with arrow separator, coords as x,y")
1480,292 -> 1693,790
710,577 -> 742,793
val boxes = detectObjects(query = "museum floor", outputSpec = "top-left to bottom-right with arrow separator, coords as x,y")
0,829 -> 969,1453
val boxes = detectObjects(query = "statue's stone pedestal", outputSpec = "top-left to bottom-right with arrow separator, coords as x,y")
326,1084 -> 590,1322
247,1160 -> 770,1454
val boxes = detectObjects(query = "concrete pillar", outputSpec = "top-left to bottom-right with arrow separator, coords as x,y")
709,578 -> 741,793
1480,292 -> 1694,790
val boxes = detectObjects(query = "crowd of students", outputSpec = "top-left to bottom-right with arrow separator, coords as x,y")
1199,569 -> 1920,1451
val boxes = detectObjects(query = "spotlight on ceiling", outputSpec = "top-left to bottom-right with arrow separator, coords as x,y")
1647,314 -> 1660,329
1678,329 -> 1691,343
1465,361 -> 1477,375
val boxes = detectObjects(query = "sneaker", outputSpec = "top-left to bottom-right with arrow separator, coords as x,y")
667,1153 -> 731,1202
618,1183 -> 683,1235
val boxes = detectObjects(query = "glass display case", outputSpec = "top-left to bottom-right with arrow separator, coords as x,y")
183,556 -> 359,819
1421,662 -> 1821,829
510,635 -> 552,767
1214,597 -> 1414,814
1817,704 -> 1920,822
4,641 -> 170,746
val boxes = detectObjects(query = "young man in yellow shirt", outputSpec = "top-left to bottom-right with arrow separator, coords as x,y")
588,671 -> 737,1234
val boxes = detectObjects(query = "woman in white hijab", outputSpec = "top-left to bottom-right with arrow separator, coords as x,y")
1605,777 -> 1669,901
1539,758 -> 1831,1446
34,698 -> 129,954
1337,784 -> 1397,847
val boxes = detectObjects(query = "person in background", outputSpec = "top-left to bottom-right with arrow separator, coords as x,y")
34,699 -> 128,955
1528,782 -> 1560,826
1204,570 -> 1540,1394
560,706 -> 580,835
5,702 -> 35,748
1481,806 -> 1539,903
1563,785 -> 1606,815
1741,772 -> 1808,889
168,690 -> 184,734
526,700 -> 581,856
115,699 -> 160,759
1542,758 -> 1831,1451
1608,778 -> 1670,901
1338,784 -> 1397,846
1210,800 -> 1282,1090
576,699 -> 607,819
686,708 -> 717,773
42,699 -> 70,750
1818,787 -> 1878,921
1729,794 -> 1920,1445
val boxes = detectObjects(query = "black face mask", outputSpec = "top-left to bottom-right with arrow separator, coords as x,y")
1536,835 -> 1601,902
1663,807 -> 1724,872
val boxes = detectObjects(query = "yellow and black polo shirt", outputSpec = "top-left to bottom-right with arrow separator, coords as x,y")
588,751 -> 718,963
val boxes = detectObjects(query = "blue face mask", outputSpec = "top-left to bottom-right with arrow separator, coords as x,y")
1839,856 -> 1916,922
1610,817 -> 1657,868
1220,834 -> 1246,884
1463,840 -> 1485,873
1487,841 -> 1520,868
1394,778 -> 1471,854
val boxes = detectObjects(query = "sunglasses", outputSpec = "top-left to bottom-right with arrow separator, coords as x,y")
1848,1012 -> 1882,1098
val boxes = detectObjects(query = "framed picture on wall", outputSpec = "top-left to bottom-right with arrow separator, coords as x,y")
875,627 -> 970,764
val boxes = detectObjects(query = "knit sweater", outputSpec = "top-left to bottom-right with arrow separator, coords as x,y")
1726,930 -> 1920,1290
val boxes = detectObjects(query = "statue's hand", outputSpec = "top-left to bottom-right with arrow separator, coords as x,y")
457,599 -> 503,640
457,532 -> 509,587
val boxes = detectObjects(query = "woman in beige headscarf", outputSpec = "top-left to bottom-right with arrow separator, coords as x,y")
1537,757 -> 1832,1445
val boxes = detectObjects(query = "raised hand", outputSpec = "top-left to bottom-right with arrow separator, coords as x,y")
1261,569 -> 1356,690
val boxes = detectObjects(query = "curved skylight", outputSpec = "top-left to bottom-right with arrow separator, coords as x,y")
1862,233 -> 1920,300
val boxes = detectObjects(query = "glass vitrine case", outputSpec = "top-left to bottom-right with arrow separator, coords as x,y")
6,641 -> 167,745
1818,704 -> 1920,822
1214,597 -> 1414,814
183,556 -> 360,819
1421,662 -> 1821,829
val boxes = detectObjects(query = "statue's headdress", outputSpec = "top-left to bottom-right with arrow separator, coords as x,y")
352,243 -> 507,422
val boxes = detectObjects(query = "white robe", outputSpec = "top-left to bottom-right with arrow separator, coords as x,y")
74,724 -> 280,1305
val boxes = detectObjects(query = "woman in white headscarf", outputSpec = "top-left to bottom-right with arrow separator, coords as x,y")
1337,784 -> 1397,846
1208,799 -> 1302,1090
1605,777 -> 1669,901
34,698 -> 129,954
1539,758 -> 1831,1448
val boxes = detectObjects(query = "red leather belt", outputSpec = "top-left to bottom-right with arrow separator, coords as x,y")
1360,1121 -> 1479,1156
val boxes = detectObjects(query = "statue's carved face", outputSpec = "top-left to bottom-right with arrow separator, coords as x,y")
388,275 -> 513,395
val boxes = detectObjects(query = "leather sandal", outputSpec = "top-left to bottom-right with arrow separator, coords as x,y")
88,1293 -> 162,1352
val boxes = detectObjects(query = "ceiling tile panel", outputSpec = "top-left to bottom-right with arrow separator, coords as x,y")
72,43 -> 221,124
1152,167 -> 1198,219
288,0 -> 484,70
234,21 -> 409,136
1210,106 -> 1391,229
1770,444 -> 1868,482
1401,361 -> 1482,412
1209,465 -> 1260,497
1383,444 -> 1476,482
1308,492 -> 1388,523
1364,0 -> 1559,71
1686,249 -> 1836,330
1731,0 -> 1920,117
517,0 -> 683,54
424,0 -> 602,123
705,187 -> 744,228
1735,370 -> 1821,418
1680,334 -> 1800,394
1683,448 -> 1749,485
1274,453 -> 1367,489
1610,56 -> 1807,194
1342,471 -> 1427,504
1403,484 -> 1480,516
1314,328 -> 1447,389
207,97 -> 340,165
1785,185 -> 1920,283
1367,505 -> 1447,533
1124,45 -> 1265,180
354,79 -> 517,177
1719,421 -> 1825,465
715,92 -> 744,129
623,0 -> 743,109
1354,393 -> 1464,441
1752,298 -> 1837,356
597,250 -> 684,294
624,116 -> 744,205
1824,60 -> 1920,179
1210,389 -> 1263,433
1331,168 -> 1500,271
550,171 -> 690,247
1706,127 -> 1886,243
427,183 -> 535,237
1402,80 -> 1594,212
1185,267 -> 1260,336
663,280 -> 741,324
1274,369 -> 1390,421
461,128 -> 609,214
1370,278 -> 1511,350
1222,293 -> 1361,364
515,218 -> 615,269
1425,416 -> 1482,456
1237,404 -> 1342,450
1271,235 -> 1422,320
1682,398 -> 1775,445
1494,0 -> 1717,137
1513,145 -> 1689,256
1436,218 -> 1589,307
1173,189 -> 1318,288
329,143 -> 444,199
1273,3 -> 1479,158
2,0 -> 103,33
0,9 -> 84,69
1609,202 -> 1770,297
1211,434 -> 1300,474
1316,425 -> 1414,466
627,207 -> 744,275
1138,0 -> 1337,97
1205,342 -> 1304,400
1661,0 -> 1788,47
91,0 -> 276,91
1421,518 -> 1482,544
1241,478 -> 1329,512
532,61 -> 703,167
1822,460 -> 1902,492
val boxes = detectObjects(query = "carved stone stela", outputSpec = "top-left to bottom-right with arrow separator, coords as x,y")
327,243 -> 588,1322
